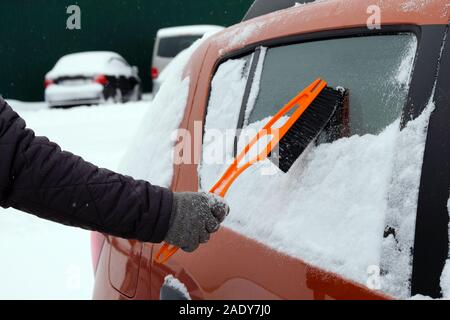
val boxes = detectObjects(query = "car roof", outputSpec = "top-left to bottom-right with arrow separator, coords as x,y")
243,0 -> 317,21
243,0 -> 449,21
46,51 -> 131,79
156,25 -> 225,38
57,51 -> 124,63
207,0 -> 449,56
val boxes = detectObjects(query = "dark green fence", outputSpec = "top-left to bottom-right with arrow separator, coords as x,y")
0,0 -> 253,101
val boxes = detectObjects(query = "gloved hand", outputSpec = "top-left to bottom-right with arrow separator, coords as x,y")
164,192 -> 230,252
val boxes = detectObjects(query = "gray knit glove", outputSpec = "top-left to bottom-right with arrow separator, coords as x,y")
164,192 -> 230,252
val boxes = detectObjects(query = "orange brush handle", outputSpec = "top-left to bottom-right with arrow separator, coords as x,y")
154,79 -> 327,264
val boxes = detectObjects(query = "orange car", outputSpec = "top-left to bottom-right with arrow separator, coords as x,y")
92,0 -> 450,300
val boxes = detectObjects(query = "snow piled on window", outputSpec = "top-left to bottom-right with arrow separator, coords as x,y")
379,100 -> 435,298
200,57 -> 251,189
119,36 -> 206,187
441,197 -> 450,299
201,85 -> 434,298
244,47 -> 267,127
395,38 -> 417,87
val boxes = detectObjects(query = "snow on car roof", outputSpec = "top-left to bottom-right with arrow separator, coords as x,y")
46,51 -> 132,79
157,25 -> 224,38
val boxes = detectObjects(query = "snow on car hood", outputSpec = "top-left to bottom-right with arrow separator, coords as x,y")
46,51 -> 132,78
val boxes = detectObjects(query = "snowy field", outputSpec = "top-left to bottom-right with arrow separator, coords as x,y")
0,99 -> 150,299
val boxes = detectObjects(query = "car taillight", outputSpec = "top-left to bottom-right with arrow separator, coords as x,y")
94,74 -> 109,85
151,67 -> 159,79
44,79 -> 54,88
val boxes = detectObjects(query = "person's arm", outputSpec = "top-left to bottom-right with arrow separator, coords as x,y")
0,98 -> 229,250
0,98 -> 173,242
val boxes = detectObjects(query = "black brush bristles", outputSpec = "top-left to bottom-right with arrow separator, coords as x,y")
270,87 -> 346,173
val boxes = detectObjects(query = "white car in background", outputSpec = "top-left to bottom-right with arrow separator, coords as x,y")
45,51 -> 141,108
151,25 -> 224,94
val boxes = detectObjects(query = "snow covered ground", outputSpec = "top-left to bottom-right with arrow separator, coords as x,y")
0,100 -> 149,299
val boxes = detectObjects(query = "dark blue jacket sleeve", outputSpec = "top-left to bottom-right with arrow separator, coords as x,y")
0,98 -> 172,243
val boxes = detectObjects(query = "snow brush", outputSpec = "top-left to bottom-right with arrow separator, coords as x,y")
155,78 -> 346,264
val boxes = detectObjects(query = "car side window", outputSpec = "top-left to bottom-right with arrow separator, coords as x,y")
247,34 -> 417,136
158,35 -> 203,58
200,53 -> 253,190
200,33 -> 425,297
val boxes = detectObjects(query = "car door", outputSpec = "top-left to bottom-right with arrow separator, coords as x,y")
148,26 -> 443,300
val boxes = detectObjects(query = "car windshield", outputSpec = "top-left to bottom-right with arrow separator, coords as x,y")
157,35 -> 203,58
248,34 -> 417,136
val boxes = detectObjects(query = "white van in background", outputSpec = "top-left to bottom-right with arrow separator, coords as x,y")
151,25 -> 224,94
